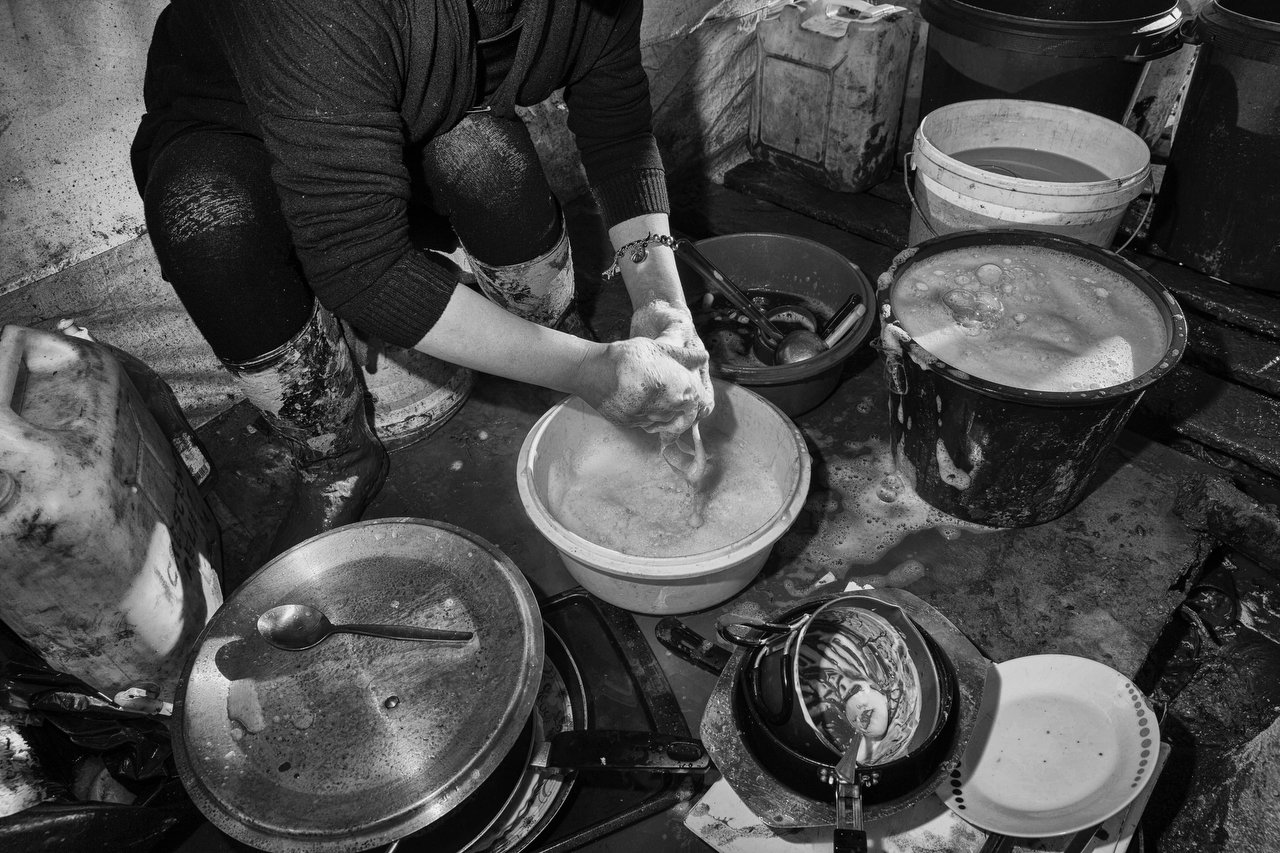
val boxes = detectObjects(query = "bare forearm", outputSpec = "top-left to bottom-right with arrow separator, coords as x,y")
410,285 -> 600,395
608,212 -> 688,316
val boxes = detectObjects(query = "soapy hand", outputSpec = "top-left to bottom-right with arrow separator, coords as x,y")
584,337 -> 712,437
625,300 -> 715,435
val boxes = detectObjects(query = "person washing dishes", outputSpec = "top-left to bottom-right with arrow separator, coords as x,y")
131,0 -> 714,558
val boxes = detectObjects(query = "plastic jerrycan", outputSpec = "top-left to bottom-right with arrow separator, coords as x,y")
0,325 -> 223,702
751,0 -> 916,192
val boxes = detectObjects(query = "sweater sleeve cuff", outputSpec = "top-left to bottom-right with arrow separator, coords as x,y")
591,166 -> 670,228
333,250 -> 458,348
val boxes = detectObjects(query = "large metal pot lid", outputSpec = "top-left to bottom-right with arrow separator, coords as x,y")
173,518 -> 544,852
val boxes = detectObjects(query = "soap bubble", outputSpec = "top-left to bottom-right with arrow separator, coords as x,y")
943,288 -> 1005,328
976,263 -> 1003,285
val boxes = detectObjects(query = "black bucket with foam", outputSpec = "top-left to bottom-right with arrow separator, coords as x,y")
876,229 -> 1187,528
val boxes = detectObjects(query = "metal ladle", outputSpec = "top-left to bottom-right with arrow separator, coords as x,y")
674,239 -> 829,365
257,603 -> 474,651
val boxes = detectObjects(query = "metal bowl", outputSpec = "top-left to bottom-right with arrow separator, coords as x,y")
719,594 -> 958,805
734,622 -> 959,804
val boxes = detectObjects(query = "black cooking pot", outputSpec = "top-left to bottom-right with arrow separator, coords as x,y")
719,595 -> 958,804
737,628 -> 958,804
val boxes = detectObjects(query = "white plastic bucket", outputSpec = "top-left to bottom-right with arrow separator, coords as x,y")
361,345 -> 473,453
908,99 -> 1152,247
517,380 -> 811,616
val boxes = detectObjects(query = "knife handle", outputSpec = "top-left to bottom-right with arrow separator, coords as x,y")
655,617 -> 731,675
834,828 -> 868,853
540,730 -> 710,773
835,779 -> 866,853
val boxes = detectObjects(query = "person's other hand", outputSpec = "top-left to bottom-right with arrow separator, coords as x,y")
579,333 -> 714,438
624,300 -> 714,432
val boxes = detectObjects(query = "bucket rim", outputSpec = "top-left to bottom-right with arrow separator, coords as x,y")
922,0 -> 1180,28
1198,1 -> 1280,56
920,0 -> 1184,58
913,99 -> 1152,196
876,228 -> 1188,405
1207,0 -> 1280,32
515,381 -> 812,580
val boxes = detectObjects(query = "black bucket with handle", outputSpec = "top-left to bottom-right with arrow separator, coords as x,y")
876,229 -> 1186,528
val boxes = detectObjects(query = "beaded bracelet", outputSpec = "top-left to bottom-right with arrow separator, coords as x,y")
602,232 -> 677,280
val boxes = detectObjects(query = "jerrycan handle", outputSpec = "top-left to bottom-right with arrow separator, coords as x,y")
0,326 -> 35,436
0,327 -> 61,503
825,0 -> 907,20
0,326 -> 103,440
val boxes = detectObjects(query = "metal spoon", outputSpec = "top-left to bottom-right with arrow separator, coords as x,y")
256,603 -> 474,651
674,238 -> 828,365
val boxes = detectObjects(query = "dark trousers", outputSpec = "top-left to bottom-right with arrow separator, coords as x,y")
139,114 -> 561,363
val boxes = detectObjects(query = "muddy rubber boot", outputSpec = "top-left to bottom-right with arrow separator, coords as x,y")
464,215 -> 594,339
224,304 -> 389,558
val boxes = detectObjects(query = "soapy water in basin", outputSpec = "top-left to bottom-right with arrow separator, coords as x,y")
890,245 -> 1168,392
546,424 -> 785,559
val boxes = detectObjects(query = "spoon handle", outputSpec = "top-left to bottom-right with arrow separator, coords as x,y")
674,239 -> 784,343
823,302 -> 867,348
335,624 -> 474,643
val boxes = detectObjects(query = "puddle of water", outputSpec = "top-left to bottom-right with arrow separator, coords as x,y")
775,437 -> 997,594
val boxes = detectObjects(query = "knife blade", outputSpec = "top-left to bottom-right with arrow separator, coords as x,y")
529,730 -> 710,773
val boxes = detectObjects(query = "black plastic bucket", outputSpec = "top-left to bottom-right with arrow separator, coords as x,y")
1149,0 -> 1280,291
876,229 -> 1187,528
917,0 -> 1184,123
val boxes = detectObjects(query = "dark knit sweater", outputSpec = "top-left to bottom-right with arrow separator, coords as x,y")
133,0 -> 669,347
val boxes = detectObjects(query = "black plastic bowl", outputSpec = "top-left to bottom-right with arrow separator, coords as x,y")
677,232 -> 877,416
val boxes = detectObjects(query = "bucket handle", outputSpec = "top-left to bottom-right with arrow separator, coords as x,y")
903,151 -> 940,241
1176,16 -> 1203,47
1113,172 -> 1156,255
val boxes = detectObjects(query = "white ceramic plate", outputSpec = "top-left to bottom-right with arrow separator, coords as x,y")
937,654 -> 1160,837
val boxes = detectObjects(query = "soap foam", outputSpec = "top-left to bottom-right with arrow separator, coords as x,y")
891,245 -> 1167,392
547,425 -> 784,559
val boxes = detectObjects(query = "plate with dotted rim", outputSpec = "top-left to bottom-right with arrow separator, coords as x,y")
937,654 -> 1160,837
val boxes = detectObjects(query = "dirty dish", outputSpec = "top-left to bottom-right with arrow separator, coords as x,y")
723,594 -> 945,768
938,654 -> 1160,837
674,238 -> 828,365
798,607 -> 924,765
676,232 -> 876,415
256,602 -> 474,650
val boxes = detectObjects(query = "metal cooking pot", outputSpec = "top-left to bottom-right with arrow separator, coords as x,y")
173,519 -> 708,853
717,594 -> 957,804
